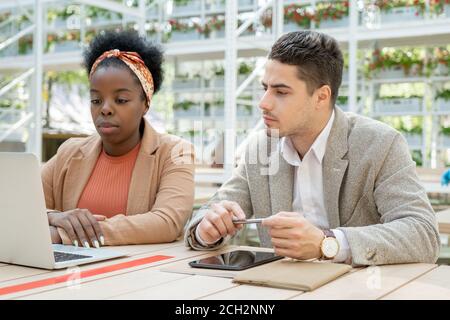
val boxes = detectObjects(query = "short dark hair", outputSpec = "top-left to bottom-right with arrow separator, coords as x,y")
83,30 -> 164,94
268,31 -> 343,106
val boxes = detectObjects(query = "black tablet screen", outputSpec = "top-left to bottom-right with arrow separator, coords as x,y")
188,250 -> 283,271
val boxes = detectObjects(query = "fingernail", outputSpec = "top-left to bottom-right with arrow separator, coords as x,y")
94,240 -> 100,249
83,241 -> 90,248
73,240 -> 78,247
100,236 -> 105,246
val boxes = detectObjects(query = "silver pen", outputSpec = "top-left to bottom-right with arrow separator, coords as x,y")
232,218 -> 264,224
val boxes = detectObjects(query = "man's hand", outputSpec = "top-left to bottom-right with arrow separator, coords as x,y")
196,200 -> 246,244
47,209 -> 104,248
262,212 -> 324,260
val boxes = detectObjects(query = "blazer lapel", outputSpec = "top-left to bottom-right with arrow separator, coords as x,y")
126,120 -> 160,215
258,137 -> 294,248
63,136 -> 102,211
268,145 -> 294,216
322,107 -> 349,229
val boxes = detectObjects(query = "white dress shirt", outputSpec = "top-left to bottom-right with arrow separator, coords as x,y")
279,110 -> 351,263
197,110 -> 351,263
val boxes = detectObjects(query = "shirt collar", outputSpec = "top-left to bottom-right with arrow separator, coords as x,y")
279,109 -> 335,166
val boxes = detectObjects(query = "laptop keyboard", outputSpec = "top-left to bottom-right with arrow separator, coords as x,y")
54,251 -> 92,263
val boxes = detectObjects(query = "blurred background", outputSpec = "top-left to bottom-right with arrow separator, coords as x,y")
1,0 -> 450,253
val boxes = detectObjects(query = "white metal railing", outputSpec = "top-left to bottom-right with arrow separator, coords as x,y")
0,67 -> 34,144
0,24 -> 35,52
0,110 -> 33,143
0,2 -> 39,153
236,0 -> 273,37
0,68 -> 34,99
0,13 -> 16,30
77,0 -> 144,18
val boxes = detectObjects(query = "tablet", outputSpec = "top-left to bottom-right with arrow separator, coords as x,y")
188,250 -> 283,271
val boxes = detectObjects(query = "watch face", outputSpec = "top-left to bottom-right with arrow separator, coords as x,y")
322,238 -> 339,258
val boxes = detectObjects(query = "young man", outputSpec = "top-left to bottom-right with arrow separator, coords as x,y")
185,31 -> 440,266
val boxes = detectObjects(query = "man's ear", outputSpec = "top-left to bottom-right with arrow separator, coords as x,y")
315,85 -> 332,109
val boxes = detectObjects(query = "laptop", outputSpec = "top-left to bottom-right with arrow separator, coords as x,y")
0,152 -> 126,269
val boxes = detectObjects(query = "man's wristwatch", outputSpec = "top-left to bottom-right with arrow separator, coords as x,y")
320,229 -> 340,260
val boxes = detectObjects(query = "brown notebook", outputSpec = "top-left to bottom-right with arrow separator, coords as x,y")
233,259 -> 352,291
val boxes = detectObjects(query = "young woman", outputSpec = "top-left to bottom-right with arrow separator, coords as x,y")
42,30 -> 195,248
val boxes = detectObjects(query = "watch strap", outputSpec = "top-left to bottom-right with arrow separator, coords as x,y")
323,229 -> 336,238
320,229 -> 338,260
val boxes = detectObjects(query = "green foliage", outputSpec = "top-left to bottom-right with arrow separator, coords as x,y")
238,62 -> 253,75
314,1 -> 349,26
398,123 -> 422,134
411,150 -> 423,166
45,70 -> 88,88
366,48 -> 426,76
213,65 -> 225,76
0,99 -> 25,109
441,126 -> 450,136
374,0 -> 425,13
337,96 -> 348,105
436,89 -> 450,101
173,101 -> 196,110
174,0 -> 191,6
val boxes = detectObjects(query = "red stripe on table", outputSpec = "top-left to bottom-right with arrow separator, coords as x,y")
0,255 -> 173,296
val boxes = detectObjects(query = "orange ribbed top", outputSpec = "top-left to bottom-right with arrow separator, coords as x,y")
77,142 -> 141,218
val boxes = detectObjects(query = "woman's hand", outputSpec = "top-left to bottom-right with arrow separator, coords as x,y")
49,226 -> 62,244
47,209 -> 105,248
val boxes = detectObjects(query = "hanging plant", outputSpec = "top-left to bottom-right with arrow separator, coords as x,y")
366,48 -> 425,76
213,65 -> 225,76
0,98 -> 25,110
174,0 -> 191,6
428,0 -> 450,15
173,101 -> 195,110
199,15 -> 225,35
378,94 -> 423,100
85,30 -> 96,43
373,0 -> 426,15
411,150 -> 423,166
47,10 -> 58,23
0,12 -> 11,24
260,9 -> 273,28
238,61 -> 253,75
314,1 -> 349,27
18,36 -> 33,55
337,96 -> 348,106
284,4 -> 313,28
436,89 -> 450,101
395,121 -> 423,134
168,19 -> 194,33
441,126 -> 450,136
59,31 -> 81,42
262,4 -> 314,29
436,47 -> 450,68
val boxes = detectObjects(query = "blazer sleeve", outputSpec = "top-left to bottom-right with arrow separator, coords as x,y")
184,145 -> 254,251
41,155 -> 57,210
338,133 -> 441,266
95,141 -> 196,246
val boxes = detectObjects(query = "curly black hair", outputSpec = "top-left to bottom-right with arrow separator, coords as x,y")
83,30 -> 164,94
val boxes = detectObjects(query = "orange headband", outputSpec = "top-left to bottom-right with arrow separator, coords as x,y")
89,49 -> 154,107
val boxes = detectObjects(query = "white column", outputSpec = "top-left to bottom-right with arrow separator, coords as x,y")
348,0 -> 358,113
138,0 -> 146,36
224,0 -> 238,180
30,0 -> 43,160
273,0 -> 284,40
